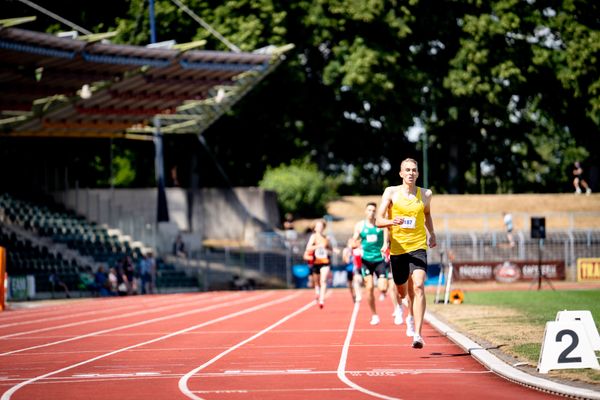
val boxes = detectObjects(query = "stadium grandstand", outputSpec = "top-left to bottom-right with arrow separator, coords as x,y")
0,14 -> 293,299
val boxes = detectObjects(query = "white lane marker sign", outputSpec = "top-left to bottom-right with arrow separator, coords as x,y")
555,310 -> 600,351
538,318 -> 600,374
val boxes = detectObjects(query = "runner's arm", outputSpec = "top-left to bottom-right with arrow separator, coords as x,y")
376,187 -> 395,228
423,189 -> 437,248
381,226 -> 389,254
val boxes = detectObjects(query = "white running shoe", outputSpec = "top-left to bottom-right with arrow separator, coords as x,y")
412,334 -> 424,349
393,304 -> 404,325
370,315 -> 380,325
405,316 -> 415,337
394,312 -> 404,325
378,293 -> 385,301
586,188 -> 592,195
355,293 -> 362,302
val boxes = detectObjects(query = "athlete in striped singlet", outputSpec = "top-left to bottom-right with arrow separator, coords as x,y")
376,158 -> 436,348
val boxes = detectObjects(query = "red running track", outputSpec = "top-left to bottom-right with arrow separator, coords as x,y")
0,289 -> 561,399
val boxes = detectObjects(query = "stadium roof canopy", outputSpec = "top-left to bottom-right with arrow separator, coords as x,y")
0,24 -> 291,140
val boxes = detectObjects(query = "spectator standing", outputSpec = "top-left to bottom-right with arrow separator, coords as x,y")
139,252 -> 156,294
173,234 -> 187,258
502,212 -> 515,247
573,161 -> 592,195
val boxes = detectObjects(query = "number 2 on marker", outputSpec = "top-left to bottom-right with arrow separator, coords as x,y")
556,329 -> 582,364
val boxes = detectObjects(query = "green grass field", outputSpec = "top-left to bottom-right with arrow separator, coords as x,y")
460,290 -> 600,326
428,289 -> 600,385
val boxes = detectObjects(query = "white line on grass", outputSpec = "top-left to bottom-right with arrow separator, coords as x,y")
0,291 -> 302,400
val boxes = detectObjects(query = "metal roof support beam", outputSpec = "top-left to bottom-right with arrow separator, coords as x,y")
0,16 -> 37,28
16,0 -> 93,35
153,116 -> 169,223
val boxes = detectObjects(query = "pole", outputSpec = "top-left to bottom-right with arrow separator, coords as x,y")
443,261 -> 454,304
422,130 -> 429,189
537,239 -> 542,290
0,246 -> 6,311
149,0 -> 157,44
154,117 -> 169,223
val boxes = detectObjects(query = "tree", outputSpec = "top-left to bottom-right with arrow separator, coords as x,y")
2,0 -> 598,194
259,159 -> 338,217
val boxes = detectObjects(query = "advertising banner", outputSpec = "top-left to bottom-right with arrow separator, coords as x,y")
452,260 -> 565,282
577,258 -> 600,282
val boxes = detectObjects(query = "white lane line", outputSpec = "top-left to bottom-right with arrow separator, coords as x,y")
0,304 -> 141,329
337,301 -> 402,400
0,294 -> 190,323
0,368 -> 491,385
193,387 -> 355,394
0,292 -> 240,340
0,292 -> 267,357
178,299 -> 315,400
0,291 -> 303,400
0,294 -> 196,329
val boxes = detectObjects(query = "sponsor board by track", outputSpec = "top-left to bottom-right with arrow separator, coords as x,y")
452,260 -> 566,282
577,258 -> 600,282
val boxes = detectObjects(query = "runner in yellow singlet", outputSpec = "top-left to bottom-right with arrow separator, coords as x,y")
376,158 -> 436,349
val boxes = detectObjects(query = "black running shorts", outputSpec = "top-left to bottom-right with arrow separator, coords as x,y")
390,249 -> 427,285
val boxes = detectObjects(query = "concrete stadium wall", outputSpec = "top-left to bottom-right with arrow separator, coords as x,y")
54,187 -> 280,251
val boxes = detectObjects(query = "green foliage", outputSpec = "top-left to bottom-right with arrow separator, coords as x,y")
111,150 -> 136,187
89,146 -> 136,187
259,159 -> 339,217
5,0 -> 599,194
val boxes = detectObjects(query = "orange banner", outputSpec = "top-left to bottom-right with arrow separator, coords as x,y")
0,246 -> 5,311
577,258 -> 600,282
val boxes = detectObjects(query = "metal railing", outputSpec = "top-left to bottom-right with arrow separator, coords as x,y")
164,229 -> 600,289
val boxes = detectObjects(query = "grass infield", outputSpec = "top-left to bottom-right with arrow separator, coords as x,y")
428,289 -> 600,385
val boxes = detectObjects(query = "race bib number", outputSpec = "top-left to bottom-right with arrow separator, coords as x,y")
366,234 -> 378,243
400,217 -> 416,229
315,247 -> 327,259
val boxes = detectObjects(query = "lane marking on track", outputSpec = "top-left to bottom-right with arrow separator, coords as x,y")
193,388 -> 355,394
0,294 -> 194,324
0,291 -> 303,400
337,301 -> 402,400
0,294 -> 198,329
0,292 -> 267,357
0,368 -> 491,385
178,299 -> 315,400
0,292 -> 238,339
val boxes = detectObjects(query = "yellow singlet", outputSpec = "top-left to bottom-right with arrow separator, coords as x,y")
390,187 -> 427,255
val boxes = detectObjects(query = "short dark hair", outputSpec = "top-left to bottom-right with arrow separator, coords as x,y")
366,202 -> 377,208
